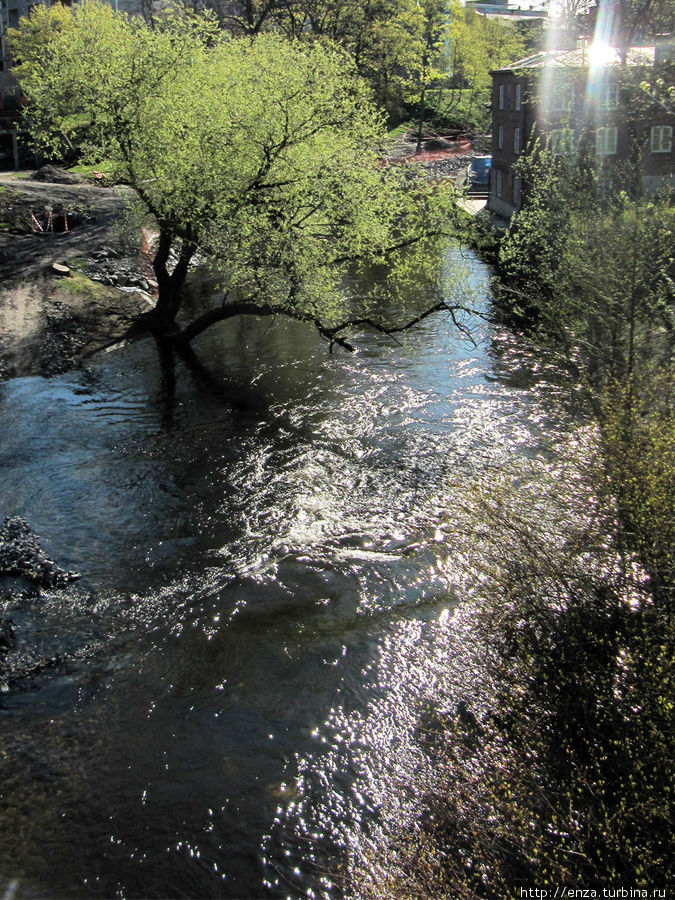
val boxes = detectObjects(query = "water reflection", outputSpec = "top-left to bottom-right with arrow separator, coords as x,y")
0,250 -> 574,899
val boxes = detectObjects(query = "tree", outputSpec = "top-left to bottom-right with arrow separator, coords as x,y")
444,4 -> 525,128
163,0 -> 438,123
11,1 -> 463,348
499,142 -> 674,388
594,0 -> 675,55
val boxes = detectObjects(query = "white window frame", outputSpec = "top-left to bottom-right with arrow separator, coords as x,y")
650,125 -> 672,153
499,84 -> 504,110
600,83 -> 619,110
514,127 -> 521,154
515,83 -> 521,111
498,125 -> 504,150
596,126 -> 618,156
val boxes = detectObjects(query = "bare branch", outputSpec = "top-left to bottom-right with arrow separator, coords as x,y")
170,296 -> 481,352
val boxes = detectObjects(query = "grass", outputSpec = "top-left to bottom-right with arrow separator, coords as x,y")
54,269 -> 120,306
386,121 -> 416,140
64,256 -> 89,273
67,159 -> 126,185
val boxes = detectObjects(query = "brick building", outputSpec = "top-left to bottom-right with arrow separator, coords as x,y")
487,44 -> 675,219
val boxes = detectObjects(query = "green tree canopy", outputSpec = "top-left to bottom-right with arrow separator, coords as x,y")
498,142 -> 674,387
11,1 -> 462,346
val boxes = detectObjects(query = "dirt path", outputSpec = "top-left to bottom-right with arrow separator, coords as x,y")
0,173 -> 134,281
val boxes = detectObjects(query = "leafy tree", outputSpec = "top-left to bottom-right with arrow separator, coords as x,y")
594,0 -> 675,55
498,142 -> 674,387
175,0 -> 524,130
187,0 -> 432,123
11,1 -> 463,346
443,4 -> 525,129
279,0 -> 429,125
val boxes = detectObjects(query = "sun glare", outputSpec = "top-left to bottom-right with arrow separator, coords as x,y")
588,41 -> 617,67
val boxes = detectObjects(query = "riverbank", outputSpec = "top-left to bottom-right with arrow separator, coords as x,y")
0,173 -> 154,381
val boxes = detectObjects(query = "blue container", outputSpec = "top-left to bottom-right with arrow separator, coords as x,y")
468,156 -> 492,185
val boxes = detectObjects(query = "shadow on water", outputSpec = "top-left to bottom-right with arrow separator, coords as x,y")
0,250 -> 578,899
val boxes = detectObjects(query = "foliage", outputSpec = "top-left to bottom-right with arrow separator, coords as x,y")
396,5 -> 525,136
602,378 -> 675,597
448,6 -> 525,95
595,0 -> 675,54
498,143 -> 674,598
10,1 -> 461,342
498,145 -> 675,387
180,0 -> 432,122
183,0 -> 524,128
496,142 -> 591,323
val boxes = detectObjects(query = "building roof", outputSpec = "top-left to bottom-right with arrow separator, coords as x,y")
466,2 -> 548,19
491,45 -> 657,74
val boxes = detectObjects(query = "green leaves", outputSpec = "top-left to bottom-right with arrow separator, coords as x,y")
11,1 -> 459,336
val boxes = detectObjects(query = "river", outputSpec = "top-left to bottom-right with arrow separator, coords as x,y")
0,249 -> 576,899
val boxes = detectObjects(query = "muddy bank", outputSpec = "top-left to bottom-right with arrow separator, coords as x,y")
0,270 -> 153,380
0,174 -> 154,381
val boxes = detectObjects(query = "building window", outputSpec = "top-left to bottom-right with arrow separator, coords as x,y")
499,84 -> 504,110
650,125 -> 673,153
496,168 -> 503,198
600,83 -> 619,110
515,83 -> 521,111
514,127 -> 521,154
550,84 -> 575,112
596,126 -> 618,155
498,125 -> 504,149
513,175 -> 521,205
598,177 -> 614,197
549,129 -> 573,155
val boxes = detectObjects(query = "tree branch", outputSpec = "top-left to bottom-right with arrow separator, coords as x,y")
170,296 -> 479,352
331,230 -> 447,266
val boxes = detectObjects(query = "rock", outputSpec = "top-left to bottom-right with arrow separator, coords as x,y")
423,137 -> 454,151
31,165 -> 84,185
0,618 -> 15,652
86,254 -> 153,292
0,516 -> 79,588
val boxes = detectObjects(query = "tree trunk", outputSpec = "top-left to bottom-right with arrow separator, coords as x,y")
415,79 -> 427,155
416,39 -> 432,156
149,222 -> 197,333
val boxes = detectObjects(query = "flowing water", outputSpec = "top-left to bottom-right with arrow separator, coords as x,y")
0,250 -> 577,899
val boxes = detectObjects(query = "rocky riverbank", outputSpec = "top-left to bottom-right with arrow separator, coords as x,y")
0,173 -> 155,381
0,516 -> 81,691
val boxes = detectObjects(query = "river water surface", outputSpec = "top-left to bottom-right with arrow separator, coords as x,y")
0,251 -> 574,898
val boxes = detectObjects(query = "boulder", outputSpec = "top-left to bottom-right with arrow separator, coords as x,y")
0,516 -> 79,587
31,165 -> 84,185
